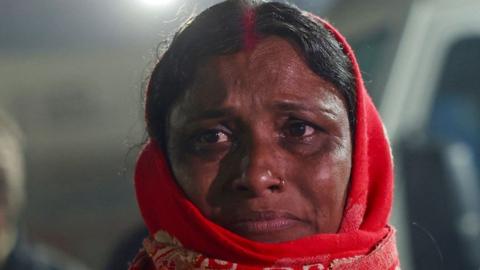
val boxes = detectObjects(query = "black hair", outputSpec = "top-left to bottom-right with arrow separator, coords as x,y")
146,0 -> 356,149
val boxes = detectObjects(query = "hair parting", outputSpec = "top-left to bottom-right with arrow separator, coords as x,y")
242,7 -> 258,51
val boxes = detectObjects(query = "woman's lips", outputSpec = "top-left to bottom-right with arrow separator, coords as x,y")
223,211 -> 304,235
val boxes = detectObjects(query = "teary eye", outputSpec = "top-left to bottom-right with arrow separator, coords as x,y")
195,129 -> 230,144
284,120 -> 316,137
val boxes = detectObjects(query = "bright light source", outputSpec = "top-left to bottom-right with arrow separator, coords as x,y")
140,0 -> 175,6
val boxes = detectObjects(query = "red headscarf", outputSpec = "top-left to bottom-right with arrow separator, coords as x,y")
129,12 -> 399,270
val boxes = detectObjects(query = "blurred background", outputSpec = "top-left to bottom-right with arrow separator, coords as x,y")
0,0 -> 479,269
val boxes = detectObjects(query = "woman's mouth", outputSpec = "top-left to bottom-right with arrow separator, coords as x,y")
223,211 -> 307,239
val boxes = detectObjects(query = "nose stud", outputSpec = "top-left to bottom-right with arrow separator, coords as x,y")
279,178 -> 286,188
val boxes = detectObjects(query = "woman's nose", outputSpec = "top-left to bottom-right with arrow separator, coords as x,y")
231,142 -> 285,196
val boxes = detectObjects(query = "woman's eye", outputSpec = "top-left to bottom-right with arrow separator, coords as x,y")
285,121 -> 316,137
188,128 -> 233,156
195,130 -> 230,144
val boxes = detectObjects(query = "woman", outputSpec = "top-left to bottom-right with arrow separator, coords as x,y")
130,0 -> 399,269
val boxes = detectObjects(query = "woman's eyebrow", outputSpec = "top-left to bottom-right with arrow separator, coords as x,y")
271,101 -> 337,118
187,108 -> 235,122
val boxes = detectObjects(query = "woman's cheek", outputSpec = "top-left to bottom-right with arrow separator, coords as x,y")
280,135 -> 328,157
171,155 -> 219,201
189,144 -> 232,162
294,145 -> 351,205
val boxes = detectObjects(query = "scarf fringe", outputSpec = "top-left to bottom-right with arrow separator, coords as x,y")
129,227 -> 399,270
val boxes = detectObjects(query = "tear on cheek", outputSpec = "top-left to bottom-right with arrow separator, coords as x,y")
187,149 -> 230,165
317,165 -> 333,181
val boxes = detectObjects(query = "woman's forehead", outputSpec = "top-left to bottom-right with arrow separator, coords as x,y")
183,36 -> 342,108
213,36 -> 312,85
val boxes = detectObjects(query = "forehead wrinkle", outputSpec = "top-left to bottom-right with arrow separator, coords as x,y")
271,99 -> 339,120
247,39 -> 318,95
245,38 -> 348,117
212,54 -> 263,112
178,37 -> 346,125
214,37 -> 309,92
168,64 -> 230,130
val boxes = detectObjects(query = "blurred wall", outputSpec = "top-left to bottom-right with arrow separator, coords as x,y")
0,0 -> 188,268
0,49 -> 149,268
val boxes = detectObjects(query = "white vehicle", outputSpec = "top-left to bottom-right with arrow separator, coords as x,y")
327,0 -> 480,268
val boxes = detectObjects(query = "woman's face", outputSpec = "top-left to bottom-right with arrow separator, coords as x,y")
167,36 -> 352,243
